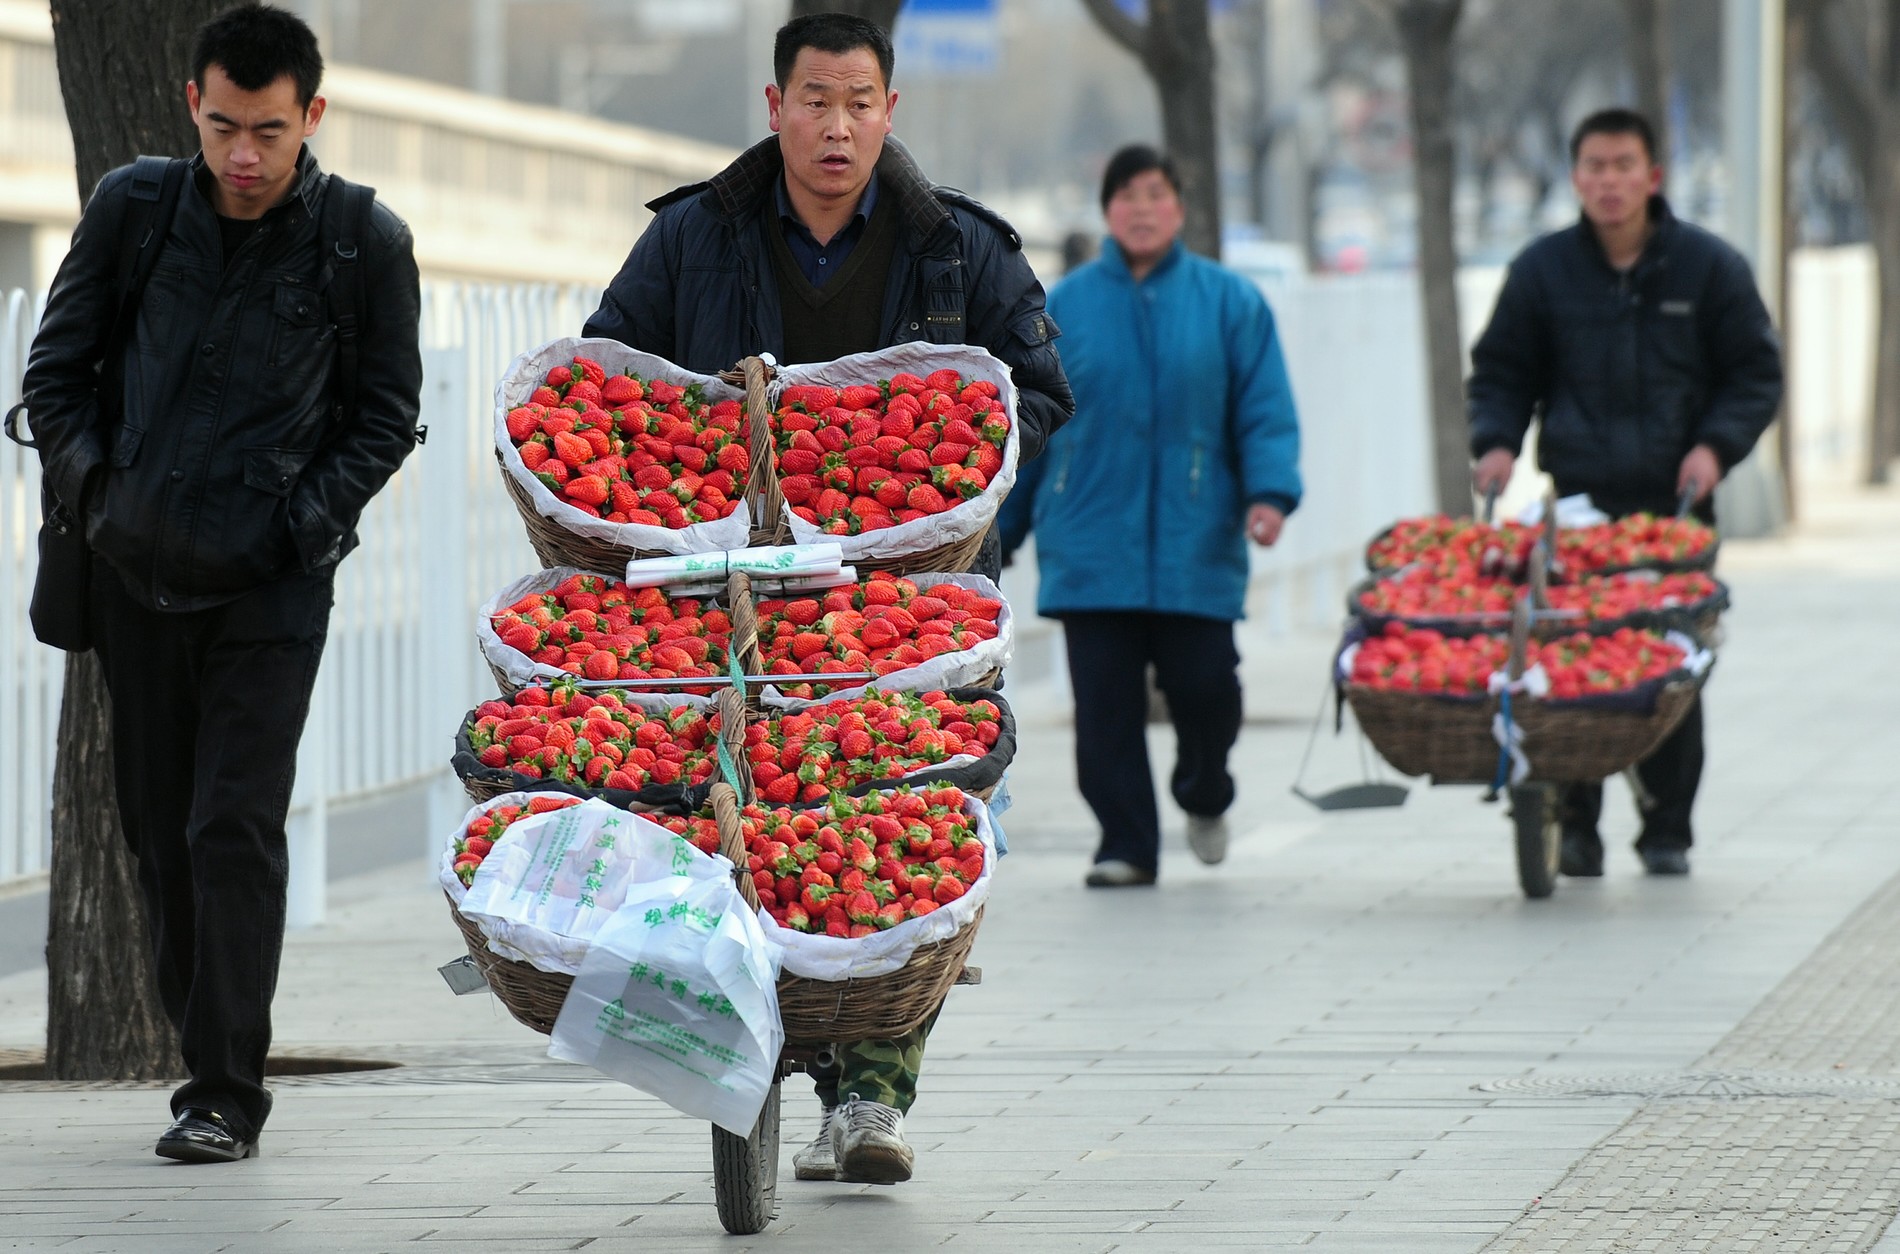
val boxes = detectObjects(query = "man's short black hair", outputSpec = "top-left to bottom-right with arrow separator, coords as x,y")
1569,108 -> 1657,164
774,13 -> 894,92
193,3 -> 324,110
1100,144 -> 1181,211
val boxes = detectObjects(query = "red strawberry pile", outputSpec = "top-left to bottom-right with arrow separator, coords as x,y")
773,368 -> 1009,535
656,786 -> 985,936
1358,569 -> 1721,625
1367,517 -> 1535,573
504,356 -> 749,528
746,690 -> 1004,804
450,794 -> 585,886
1368,514 -> 1716,577
1555,514 -> 1716,571
465,679 -> 722,790
490,572 -> 735,683
1349,622 -> 1686,699
756,571 -> 1003,697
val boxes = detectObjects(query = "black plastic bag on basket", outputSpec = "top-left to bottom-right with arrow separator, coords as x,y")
451,723 -> 723,816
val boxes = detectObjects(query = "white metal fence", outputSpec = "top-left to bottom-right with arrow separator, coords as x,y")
1,249 -> 1881,904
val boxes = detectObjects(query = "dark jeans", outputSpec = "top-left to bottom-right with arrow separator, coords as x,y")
1551,483 -> 1716,852
1061,611 -> 1243,873
1560,695 -> 1704,850
90,557 -> 333,1141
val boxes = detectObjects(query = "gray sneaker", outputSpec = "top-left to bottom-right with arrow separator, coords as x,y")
1185,814 -> 1229,865
791,1104 -> 839,1181
830,1094 -> 913,1184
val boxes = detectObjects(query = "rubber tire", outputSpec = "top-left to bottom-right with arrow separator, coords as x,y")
1509,784 -> 1560,899
712,1078 -> 781,1234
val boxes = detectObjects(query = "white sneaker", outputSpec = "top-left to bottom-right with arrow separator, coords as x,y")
1084,859 -> 1156,887
830,1094 -> 913,1184
791,1104 -> 839,1181
1186,814 -> 1229,865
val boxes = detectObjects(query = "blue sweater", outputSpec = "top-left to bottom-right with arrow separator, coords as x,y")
997,238 -> 1301,621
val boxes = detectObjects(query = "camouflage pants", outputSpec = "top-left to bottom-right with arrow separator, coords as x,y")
811,1007 -> 941,1115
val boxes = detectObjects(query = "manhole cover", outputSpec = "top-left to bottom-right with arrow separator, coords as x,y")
1476,1071 -> 1900,1100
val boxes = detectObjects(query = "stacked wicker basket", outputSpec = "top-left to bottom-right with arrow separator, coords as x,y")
444,342 -> 1019,1058
1340,503 -> 1723,786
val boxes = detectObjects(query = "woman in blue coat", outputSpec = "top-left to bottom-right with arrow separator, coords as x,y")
999,145 -> 1302,887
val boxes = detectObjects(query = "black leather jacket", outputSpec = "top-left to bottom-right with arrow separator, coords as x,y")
1467,196 -> 1782,507
23,149 -> 422,611
584,137 -> 1073,471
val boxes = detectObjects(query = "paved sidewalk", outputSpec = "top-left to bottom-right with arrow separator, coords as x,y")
1,486 -> 1897,1252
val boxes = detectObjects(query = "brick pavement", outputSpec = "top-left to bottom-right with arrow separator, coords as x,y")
0,485 -> 1896,1253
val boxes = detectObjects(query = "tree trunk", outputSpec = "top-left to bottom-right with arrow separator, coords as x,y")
1079,0 -> 1224,259
1395,0 -> 1469,514
1151,0 -> 1222,258
789,0 -> 904,31
45,653 -> 179,1079
1873,178 -> 1900,484
1621,0 -> 1672,164
1797,0 -> 1899,484
42,0 -> 225,1080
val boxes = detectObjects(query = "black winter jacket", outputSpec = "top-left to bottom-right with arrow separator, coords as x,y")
24,149 -> 422,611
1467,197 -> 1782,506
584,138 -> 1073,470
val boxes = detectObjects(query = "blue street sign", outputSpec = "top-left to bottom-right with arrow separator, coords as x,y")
897,0 -> 997,78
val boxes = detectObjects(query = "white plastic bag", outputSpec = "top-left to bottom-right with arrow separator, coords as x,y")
549,871 -> 786,1136
450,799 -> 715,975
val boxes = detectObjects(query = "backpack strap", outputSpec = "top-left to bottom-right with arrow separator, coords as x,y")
108,156 -> 189,363
316,173 -> 377,425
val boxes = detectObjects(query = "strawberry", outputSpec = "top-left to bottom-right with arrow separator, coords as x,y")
564,475 -> 610,507
715,442 -> 749,476
906,484 -> 948,514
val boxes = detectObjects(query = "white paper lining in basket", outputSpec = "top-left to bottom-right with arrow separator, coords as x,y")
475,566 -> 725,710
759,792 -> 996,980
768,342 -> 1020,562
494,336 -> 753,556
756,571 -> 1014,708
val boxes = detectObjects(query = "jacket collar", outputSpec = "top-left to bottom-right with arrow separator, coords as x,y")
1099,236 -> 1186,284
188,144 -> 325,219
1575,192 -> 1676,272
705,136 -> 948,243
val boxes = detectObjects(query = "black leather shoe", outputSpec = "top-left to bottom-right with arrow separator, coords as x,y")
155,1109 -> 257,1163
1638,846 -> 1690,876
1559,831 -> 1603,877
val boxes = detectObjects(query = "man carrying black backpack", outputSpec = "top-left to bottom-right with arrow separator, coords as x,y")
19,3 -> 421,1162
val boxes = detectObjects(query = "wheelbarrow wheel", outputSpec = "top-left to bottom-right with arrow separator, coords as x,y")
1509,783 -> 1560,899
713,1077 -> 781,1234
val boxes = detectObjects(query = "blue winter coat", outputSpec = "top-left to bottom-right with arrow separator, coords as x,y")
997,238 -> 1301,622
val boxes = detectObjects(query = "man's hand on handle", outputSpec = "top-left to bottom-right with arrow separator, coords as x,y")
1472,448 -> 1515,498
1247,503 -> 1284,548
1677,444 -> 1720,503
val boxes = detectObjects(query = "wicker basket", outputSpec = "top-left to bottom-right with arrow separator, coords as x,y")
709,783 -> 982,1047
446,892 -> 573,1035
452,673 -> 755,807
1346,574 -> 1730,642
480,569 -> 763,696
1346,676 -> 1704,785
